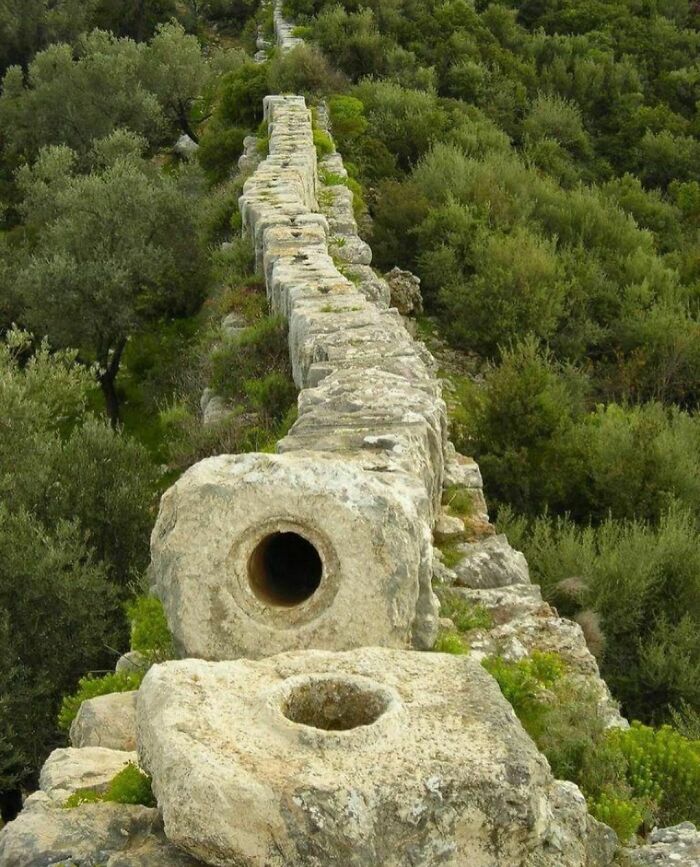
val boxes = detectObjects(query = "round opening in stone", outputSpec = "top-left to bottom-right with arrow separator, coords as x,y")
248,531 -> 323,607
283,678 -> 390,731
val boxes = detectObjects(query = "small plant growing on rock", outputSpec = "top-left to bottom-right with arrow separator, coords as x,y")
433,630 -> 469,655
437,590 -> 492,632
126,596 -> 173,663
442,484 -> 476,519
604,723 -> 700,828
588,793 -> 643,843
313,128 -> 334,158
64,763 -> 156,809
482,651 -> 565,735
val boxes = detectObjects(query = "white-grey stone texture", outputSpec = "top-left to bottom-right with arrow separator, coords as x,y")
137,647 -> 616,867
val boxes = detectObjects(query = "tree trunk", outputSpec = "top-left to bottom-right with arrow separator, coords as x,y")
178,104 -> 199,143
100,373 -> 120,429
99,337 -> 127,429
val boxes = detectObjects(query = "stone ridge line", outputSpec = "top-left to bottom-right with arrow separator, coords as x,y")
238,94 -> 448,647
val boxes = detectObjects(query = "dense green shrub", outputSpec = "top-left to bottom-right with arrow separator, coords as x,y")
608,723 -> 700,827
312,127 -> 334,158
211,316 -> 291,402
58,671 -> 144,731
458,338 -> 588,515
0,331 -> 154,802
588,794 -> 643,844
197,122 -> 247,184
218,61 -> 269,127
483,651 -> 565,728
484,650 -> 700,839
126,596 -> 173,662
499,506 -> 700,722
268,43 -> 346,96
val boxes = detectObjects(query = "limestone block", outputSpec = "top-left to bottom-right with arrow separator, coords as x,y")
453,534 -> 530,588
450,584 -> 546,626
150,452 -> 435,660
116,649 -> 147,673
624,823 -> 700,866
466,601 -> 625,728
70,691 -> 138,751
444,445 -> 483,488
137,647 -> 607,867
338,264 -> 391,307
330,234 -> 372,265
173,134 -> 198,159
0,798 -> 203,866
39,746 -> 136,801
434,513 -> 465,542
318,152 -> 347,178
384,266 -> 424,316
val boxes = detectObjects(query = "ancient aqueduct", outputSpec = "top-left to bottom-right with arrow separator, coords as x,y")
4,5 -> 695,866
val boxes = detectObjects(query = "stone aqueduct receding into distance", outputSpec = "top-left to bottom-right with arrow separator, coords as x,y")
3,5 -> 698,866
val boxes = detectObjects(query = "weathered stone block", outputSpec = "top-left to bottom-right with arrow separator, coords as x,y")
137,647 -> 611,867
39,746 -> 136,801
70,690 -> 138,752
151,452 -> 435,660
453,534 -> 530,588
0,798 -> 203,866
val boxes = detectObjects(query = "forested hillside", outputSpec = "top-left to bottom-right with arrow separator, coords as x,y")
0,0 -> 698,849
270,0 -> 700,728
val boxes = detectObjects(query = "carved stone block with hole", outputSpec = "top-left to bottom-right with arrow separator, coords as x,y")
136,647 -> 613,867
149,452 -> 435,659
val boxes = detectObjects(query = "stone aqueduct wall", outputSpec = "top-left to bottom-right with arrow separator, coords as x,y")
6,6 -> 700,866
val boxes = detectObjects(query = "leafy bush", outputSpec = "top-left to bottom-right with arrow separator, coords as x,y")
313,127 -> 334,158
458,338 -> 588,515
267,43 -> 346,96
218,61 -> 269,126
244,372 -> 297,424
65,762 -> 155,808
328,95 -> 367,143
126,596 -> 173,662
588,793 -> 643,844
211,316 -> 292,405
198,176 -> 246,245
58,671 -> 143,731
607,723 -> 700,827
0,332 -> 154,796
500,506 -> 700,722
197,122 -> 247,184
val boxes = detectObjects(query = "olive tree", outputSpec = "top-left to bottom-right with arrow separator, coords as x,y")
0,30 -> 163,164
0,329 -> 155,814
13,131 -> 207,424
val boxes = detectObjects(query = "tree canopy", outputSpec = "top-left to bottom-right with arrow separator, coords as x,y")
9,131 -> 207,423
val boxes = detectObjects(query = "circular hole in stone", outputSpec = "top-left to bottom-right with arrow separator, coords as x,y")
283,678 -> 390,731
248,531 -> 323,607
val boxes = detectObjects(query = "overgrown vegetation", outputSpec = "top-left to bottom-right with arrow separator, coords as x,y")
485,651 -> 700,842
279,0 -> 700,735
0,0 -> 298,820
0,331 -> 154,809
2,0 -> 699,842
58,593 -> 174,730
